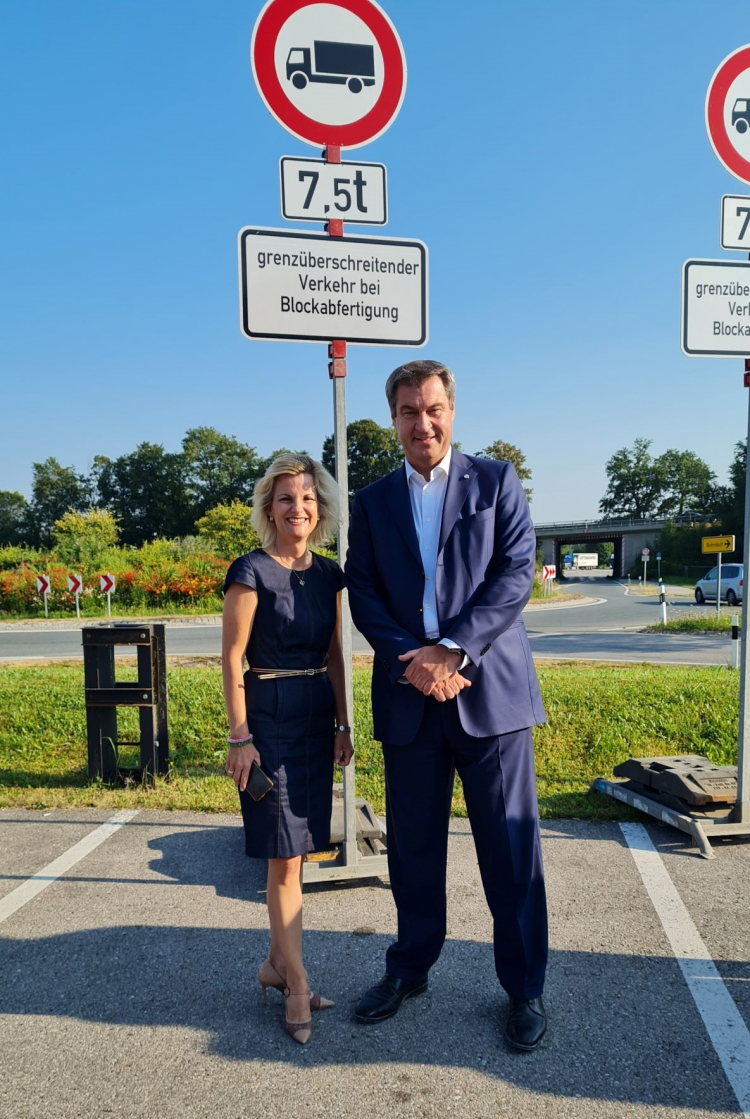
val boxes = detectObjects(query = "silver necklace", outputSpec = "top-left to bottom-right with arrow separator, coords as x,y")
273,552 -> 310,586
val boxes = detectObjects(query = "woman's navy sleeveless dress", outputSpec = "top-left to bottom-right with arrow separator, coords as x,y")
223,549 -> 344,859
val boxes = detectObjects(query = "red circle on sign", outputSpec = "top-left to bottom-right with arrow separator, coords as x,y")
706,44 -> 750,184
251,0 -> 406,149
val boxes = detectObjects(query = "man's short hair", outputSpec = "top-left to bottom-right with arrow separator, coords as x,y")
385,360 -> 456,416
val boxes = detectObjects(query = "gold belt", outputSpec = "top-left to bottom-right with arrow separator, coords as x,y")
251,666 -> 327,680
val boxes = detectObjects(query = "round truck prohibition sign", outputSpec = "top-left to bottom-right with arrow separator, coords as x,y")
251,0 -> 407,149
706,44 -> 750,184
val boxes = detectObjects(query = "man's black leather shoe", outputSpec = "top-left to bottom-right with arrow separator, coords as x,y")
354,974 -> 428,1023
504,997 -> 547,1051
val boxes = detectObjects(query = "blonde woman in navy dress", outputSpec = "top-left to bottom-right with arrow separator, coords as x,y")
221,453 -> 353,1045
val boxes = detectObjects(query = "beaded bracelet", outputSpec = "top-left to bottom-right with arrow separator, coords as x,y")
227,734 -> 254,746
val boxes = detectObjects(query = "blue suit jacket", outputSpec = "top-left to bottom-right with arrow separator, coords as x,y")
345,451 -> 546,744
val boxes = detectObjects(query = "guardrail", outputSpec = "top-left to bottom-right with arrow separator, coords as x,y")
534,513 -> 716,532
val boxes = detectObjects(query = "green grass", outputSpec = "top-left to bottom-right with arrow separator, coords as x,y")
529,582 -> 574,604
645,614 -> 740,633
0,661 -> 739,819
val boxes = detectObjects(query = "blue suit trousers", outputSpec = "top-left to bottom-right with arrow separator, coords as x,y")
383,700 -> 548,1000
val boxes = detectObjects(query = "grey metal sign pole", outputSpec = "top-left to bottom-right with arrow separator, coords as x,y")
332,367 -> 358,866
734,361 -> 750,823
301,144 -> 388,884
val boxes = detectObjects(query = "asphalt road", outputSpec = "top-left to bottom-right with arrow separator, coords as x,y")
0,573 -> 736,665
525,574 -> 735,665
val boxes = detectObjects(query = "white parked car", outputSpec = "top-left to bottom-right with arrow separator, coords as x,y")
694,563 -> 743,605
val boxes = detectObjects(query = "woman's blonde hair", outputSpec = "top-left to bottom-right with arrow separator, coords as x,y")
251,453 -> 339,549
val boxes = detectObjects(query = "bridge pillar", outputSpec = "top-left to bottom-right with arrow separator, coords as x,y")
537,535 -> 555,565
613,536 -> 625,578
622,532 -> 656,576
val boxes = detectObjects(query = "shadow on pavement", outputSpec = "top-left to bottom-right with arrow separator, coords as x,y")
0,925 -> 738,1110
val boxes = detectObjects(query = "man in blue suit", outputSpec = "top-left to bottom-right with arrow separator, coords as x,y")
345,360 -> 548,1051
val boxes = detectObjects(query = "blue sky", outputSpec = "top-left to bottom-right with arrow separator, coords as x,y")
2,0 -> 749,523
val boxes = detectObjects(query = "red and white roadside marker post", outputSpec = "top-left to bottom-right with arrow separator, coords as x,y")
36,574 -> 50,618
68,574 -> 82,619
244,0 -> 424,882
100,573 -> 115,617
542,564 -> 556,597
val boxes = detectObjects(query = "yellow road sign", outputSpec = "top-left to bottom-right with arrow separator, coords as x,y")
702,535 -> 735,554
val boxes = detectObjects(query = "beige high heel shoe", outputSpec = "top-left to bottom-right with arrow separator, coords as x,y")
284,988 -> 312,1045
258,960 -> 334,1010
257,960 -> 286,1005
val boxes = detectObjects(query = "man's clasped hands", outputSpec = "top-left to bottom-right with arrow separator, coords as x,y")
398,645 -> 472,702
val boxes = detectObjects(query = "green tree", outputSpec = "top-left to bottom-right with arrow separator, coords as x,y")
599,438 -> 665,519
93,443 -> 193,545
322,419 -> 403,501
27,458 -> 90,546
196,501 -> 261,560
52,508 -> 120,566
655,449 -> 715,516
475,439 -> 532,502
182,427 -> 262,519
713,440 -> 747,558
0,491 -> 29,546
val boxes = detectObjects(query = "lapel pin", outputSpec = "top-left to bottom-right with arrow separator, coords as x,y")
463,474 -> 469,479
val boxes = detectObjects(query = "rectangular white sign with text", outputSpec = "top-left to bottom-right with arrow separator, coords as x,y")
681,259 -> 750,357
721,195 -> 750,251
280,158 -> 387,225
238,227 -> 428,346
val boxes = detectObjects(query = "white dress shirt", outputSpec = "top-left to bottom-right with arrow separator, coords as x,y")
406,447 -> 451,639
404,448 -> 466,665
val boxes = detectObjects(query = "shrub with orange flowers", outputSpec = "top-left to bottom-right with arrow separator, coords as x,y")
0,545 -> 230,616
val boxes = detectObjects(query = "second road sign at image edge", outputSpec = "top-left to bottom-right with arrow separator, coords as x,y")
681,259 -> 750,357
706,44 -> 750,185
720,194 -> 750,250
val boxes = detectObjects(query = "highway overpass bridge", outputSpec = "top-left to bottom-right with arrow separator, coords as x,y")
534,514 -> 709,577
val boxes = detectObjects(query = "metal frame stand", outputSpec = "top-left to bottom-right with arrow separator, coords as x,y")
303,144 -> 388,884
590,778 -> 749,859
82,623 -> 169,784
593,353 -> 750,856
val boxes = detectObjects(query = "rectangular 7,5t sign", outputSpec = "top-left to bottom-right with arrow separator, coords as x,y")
280,158 -> 387,225
721,195 -> 750,250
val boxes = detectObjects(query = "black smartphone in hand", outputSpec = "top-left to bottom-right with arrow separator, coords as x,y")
246,761 -> 273,802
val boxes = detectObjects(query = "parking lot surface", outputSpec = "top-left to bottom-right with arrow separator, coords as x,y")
1,810 -> 749,1119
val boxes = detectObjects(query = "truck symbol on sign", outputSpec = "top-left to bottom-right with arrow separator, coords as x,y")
732,98 -> 750,134
286,41 -> 376,93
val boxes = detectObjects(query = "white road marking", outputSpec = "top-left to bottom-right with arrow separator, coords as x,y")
0,810 -> 139,926
0,623 -> 223,635
523,596 -> 608,612
532,654 -> 730,666
621,822 -> 750,1116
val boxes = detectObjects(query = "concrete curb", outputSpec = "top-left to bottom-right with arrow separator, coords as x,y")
0,615 -> 222,632
523,595 -> 606,612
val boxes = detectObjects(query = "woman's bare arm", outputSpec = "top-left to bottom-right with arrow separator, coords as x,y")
222,583 -> 260,789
